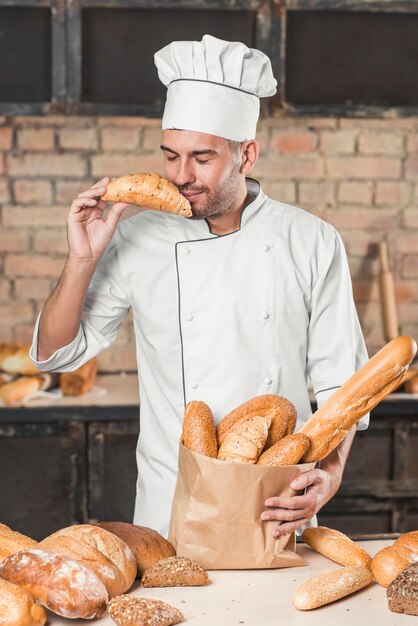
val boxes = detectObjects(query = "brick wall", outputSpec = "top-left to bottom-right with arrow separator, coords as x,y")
0,114 -> 417,372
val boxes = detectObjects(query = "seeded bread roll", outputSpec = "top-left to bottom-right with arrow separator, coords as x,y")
0,549 -> 108,619
217,394 -> 297,447
302,526 -> 372,568
257,433 -> 310,466
0,579 -> 47,626
95,522 -> 176,577
217,415 -> 271,464
102,173 -> 192,217
142,556 -> 208,588
108,595 -> 183,626
387,562 -> 418,616
0,523 -> 38,563
292,565 -> 373,610
182,400 -> 218,458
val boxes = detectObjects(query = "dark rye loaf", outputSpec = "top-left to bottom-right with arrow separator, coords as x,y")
387,562 -> 418,616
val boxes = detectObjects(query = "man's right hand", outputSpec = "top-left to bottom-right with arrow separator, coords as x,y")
67,177 -> 129,264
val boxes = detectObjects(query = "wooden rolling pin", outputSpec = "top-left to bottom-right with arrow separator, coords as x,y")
378,240 -> 399,343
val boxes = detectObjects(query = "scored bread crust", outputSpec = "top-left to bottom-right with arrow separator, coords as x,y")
182,400 -> 218,458
101,173 -> 192,217
217,394 -> 297,447
257,433 -> 310,466
217,415 -> 271,464
0,578 -> 47,626
302,526 -> 372,568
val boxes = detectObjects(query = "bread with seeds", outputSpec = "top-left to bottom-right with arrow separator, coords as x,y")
108,595 -> 183,626
142,556 -> 208,587
182,400 -> 218,458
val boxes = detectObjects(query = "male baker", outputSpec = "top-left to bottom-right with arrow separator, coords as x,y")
30,34 -> 369,538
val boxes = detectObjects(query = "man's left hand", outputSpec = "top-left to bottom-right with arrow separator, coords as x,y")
260,468 -> 339,538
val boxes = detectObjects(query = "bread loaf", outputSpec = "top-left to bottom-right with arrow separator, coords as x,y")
59,358 -> 97,396
292,565 -> 373,610
182,400 -> 217,458
405,372 -> 418,393
217,415 -> 271,464
39,524 -> 136,596
0,549 -> 108,618
108,595 -> 183,626
257,433 -> 310,466
142,556 -> 208,588
371,530 -> 418,587
0,343 -> 39,376
0,523 -> 38,563
302,526 -> 372,568
217,394 -> 297,447
102,173 -> 192,217
387,562 -> 418,616
300,336 -> 417,462
94,522 -> 176,577
0,376 -> 44,405
0,578 -> 46,626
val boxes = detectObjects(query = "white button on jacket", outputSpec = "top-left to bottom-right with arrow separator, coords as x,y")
30,179 -> 369,538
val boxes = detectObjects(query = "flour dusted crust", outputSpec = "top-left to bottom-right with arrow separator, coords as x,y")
101,173 -> 192,217
108,595 -> 183,626
0,579 -> 46,626
142,556 -> 208,588
0,549 -> 108,619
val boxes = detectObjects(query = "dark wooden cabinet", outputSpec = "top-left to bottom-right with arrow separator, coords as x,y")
1,390 -> 417,540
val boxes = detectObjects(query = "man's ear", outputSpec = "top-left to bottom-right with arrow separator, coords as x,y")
240,140 -> 259,175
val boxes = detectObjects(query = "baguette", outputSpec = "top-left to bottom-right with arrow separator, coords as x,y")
0,376 -> 44,405
300,336 -> 417,462
292,565 -> 373,610
257,433 -> 310,466
182,400 -> 218,458
405,372 -> 418,393
0,579 -> 46,626
217,415 -> 271,464
101,173 -> 192,217
59,358 -> 97,396
302,526 -> 372,568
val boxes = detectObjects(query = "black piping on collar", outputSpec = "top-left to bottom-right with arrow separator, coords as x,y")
169,78 -> 259,98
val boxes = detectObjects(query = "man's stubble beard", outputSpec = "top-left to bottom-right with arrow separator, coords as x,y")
185,161 -> 242,220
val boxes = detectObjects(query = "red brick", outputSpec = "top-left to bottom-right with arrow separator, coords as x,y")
7,153 -> 87,177
269,115 -> 337,129
97,116 -> 159,127
0,279 -> 11,302
394,280 -> 418,302
402,209 -> 418,228
14,278 -> 52,300
0,302 -> 34,324
0,127 -> 13,151
261,181 -> 296,204
33,229 -> 68,254
352,279 -> 379,302
299,182 -> 335,206
11,321 -> 37,344
356,302 -> 382,327
407,134 -> 418,154
325,208 -> 398,230
142,128 -> 163,151
338,182 -> 373,205
55,179 -> 95,204
101,127 -> 140,151
320,130 -> 357,155
255,128 -> 269,153
0,229 -> 30,252
340,118 -> 418,130
401,323 -> 418,341
15,115 -> 93,127
2,206 -> 68,227
0,177 -> 10,203
253,156 -> 324,180
375,181 -> 411,207
402,254 -> 418,278
272,131 -> 317,154
393,231 -> 418,253
340,230 -> 377,256
326,157 -> 401,179
91,154 -> 163,177
13,179 -> 53,205
59,128 -> 98,150
4,255 -> 65,278
405,157 -> 418,180
0,154 -> 4,175
97,344 -> 137,373
358,132 -> 403,156
398,303 -> 418,324
17,128 -> 54,151
0,323 -> 15,342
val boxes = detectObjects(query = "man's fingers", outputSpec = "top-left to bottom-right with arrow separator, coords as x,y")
264,495 -> 311,509
290,469 -> 322,490
261,507 -> 306,522
105,203 -> 129,231
92,177 -> 110,189
78,188 -> 106,199
273,519 -> 308,538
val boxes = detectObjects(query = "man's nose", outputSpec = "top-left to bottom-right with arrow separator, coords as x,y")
173,160 -> 196,187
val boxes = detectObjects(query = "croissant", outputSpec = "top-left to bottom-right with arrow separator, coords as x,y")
217,415 -> 271,464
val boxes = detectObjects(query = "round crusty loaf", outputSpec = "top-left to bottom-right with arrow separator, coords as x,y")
257,433 -> 310,466
40,524 -> 136,596
142,556 -> 208,588
108,595 -> 183,626
0,578 -> 47,626
302,526 -> 372,568
182,400 -> 218,458
95,522 -> 176,577
101,173 -> 192,217
0,523 -> 38,563
0,549 -> 108,619
217,394 -> 297,447
292,565 -> 373,610
371,530 -> 418,588
300,336 -> 417,462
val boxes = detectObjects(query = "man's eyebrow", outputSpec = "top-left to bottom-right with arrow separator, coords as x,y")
160,145 -> 218,156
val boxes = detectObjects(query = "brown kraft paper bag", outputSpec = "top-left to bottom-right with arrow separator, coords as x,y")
168,443 -> 315,570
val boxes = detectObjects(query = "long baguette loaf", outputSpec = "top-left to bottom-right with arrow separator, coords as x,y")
300,336 -> 417,462
257,433 -> 310,466
102,173 -> 192,217
182,400 -> 218,458
292,565 -> 373,610
302,526 -> 372,568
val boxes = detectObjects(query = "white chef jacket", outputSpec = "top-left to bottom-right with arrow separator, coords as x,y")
30,178 -> 369,538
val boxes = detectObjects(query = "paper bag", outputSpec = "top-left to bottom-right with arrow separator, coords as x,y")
168,443 -> 315,570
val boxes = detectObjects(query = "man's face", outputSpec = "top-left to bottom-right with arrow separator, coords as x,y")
161,129 -> 243,220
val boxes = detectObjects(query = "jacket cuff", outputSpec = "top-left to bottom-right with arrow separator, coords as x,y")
29,312 -> 87,372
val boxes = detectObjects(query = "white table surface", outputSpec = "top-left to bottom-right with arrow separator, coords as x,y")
47,538 -> 417,626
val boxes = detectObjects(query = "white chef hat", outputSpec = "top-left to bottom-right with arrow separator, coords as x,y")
154,34 -> 277,142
